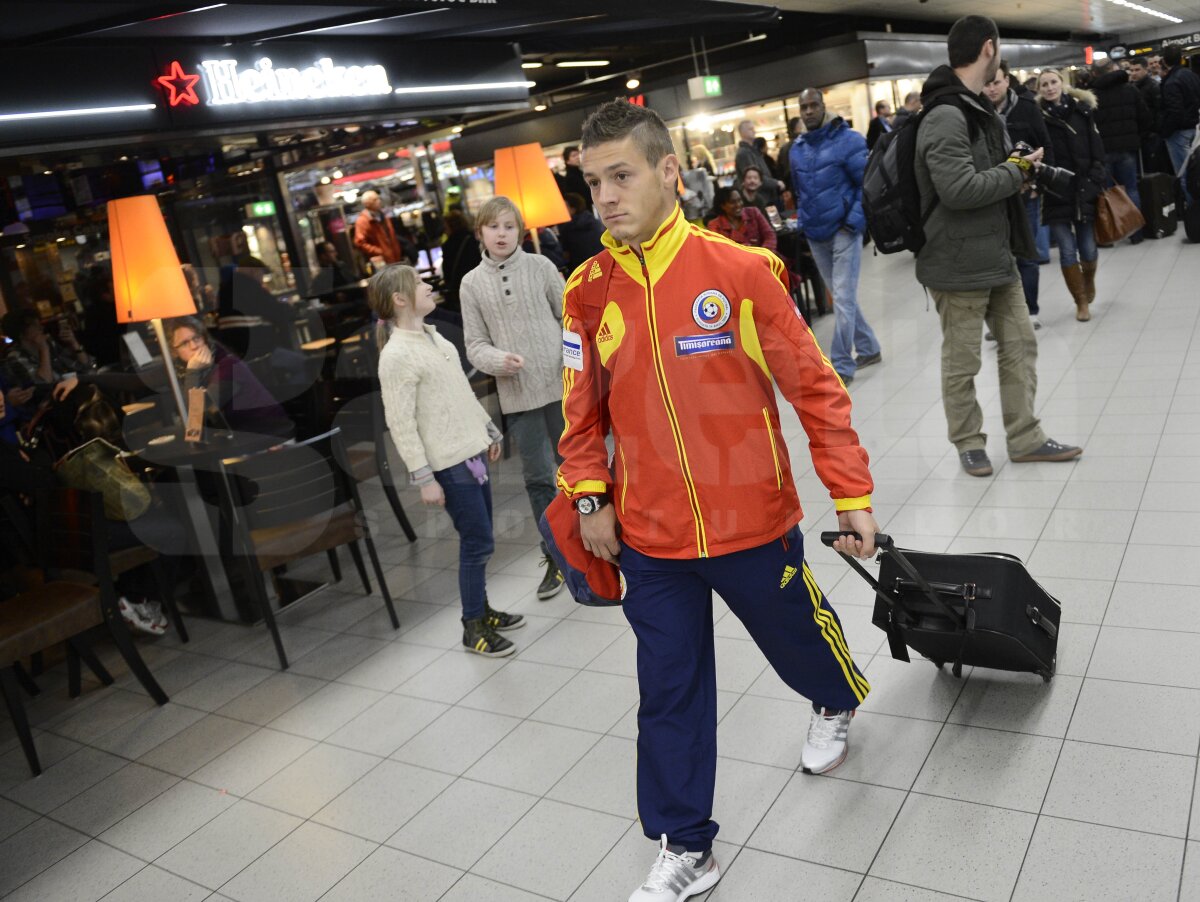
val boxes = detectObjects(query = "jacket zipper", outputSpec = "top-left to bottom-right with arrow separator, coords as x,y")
639,256 -> 708,557
618,443 -> 629,515
762,407 -> 782,490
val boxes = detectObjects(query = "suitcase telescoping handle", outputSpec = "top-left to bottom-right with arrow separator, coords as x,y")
819,531 -> 967,631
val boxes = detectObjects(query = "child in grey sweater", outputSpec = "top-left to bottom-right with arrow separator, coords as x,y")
460,196 -> 567,601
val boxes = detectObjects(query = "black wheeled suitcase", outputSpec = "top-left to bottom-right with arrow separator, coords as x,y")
1139,173 -> 1178,238
822,533 -> 1060,682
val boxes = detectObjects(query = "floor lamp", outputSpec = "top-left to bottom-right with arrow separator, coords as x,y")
493,143 -> 570,255
108,195 -> 198,425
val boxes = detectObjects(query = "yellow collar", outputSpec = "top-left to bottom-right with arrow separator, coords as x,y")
601,205 -> 690,286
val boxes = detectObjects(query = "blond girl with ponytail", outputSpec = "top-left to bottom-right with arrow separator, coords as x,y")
370,264 -> 523,657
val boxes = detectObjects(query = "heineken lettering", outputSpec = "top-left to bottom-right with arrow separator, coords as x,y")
198,57 -> 393,106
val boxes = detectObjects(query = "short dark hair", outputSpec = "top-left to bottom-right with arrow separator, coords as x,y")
562,145 -> 579,162
581,100 -> 675,167
564,192 -> 587,214
1163,46 -> 1183,67
947,16 -> 999,69
998,58 -> 1011,77
1,308 -> 39,339
1127,57 -> 1148,69
1093,58 -> 1116,74
712,186 -> 739,214
741,165 -> 763,179
874,100 -> 890,113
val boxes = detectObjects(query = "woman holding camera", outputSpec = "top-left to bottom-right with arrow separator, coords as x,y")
1038,69 -> 1108,322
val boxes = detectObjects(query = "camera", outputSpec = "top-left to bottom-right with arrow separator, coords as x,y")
1012,141 -> 1075,199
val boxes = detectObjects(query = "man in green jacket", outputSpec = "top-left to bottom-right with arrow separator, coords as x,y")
915,15 -> 1082,477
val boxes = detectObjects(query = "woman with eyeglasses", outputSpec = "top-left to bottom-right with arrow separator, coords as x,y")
165,317 -> 290,437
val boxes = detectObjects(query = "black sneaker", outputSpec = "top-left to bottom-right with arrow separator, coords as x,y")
959,449 -> 993,477
462,617 -> 515,657
537,555 -> 565,600
855,351 -> 883,368
484,604 -> 525,632
1010,439 -> 1082,463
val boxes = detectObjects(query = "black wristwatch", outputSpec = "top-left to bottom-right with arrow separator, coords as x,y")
575,495 -> 609,515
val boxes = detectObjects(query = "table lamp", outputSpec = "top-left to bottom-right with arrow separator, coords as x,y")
108,195 -> 197,424
493,142 -> 570,255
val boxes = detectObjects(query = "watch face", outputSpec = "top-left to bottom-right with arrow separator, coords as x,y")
578,497 -> 595,515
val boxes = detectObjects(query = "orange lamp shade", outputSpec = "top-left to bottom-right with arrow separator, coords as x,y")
108,195 -> 197,324
493,143 -> 570,231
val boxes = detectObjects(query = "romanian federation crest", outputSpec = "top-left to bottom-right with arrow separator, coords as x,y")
691,289 -> 731,331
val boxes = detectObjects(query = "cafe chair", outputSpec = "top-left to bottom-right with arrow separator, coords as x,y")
0,499 -> 170,777
221,428 -> 399,669
330,390 -> 418,543
34,488 -> 190,644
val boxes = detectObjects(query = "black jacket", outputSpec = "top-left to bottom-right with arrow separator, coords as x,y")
1161,65 -> 1200,135
440,230 -> 482,313
999,86 -> 1054,165
866,116 -> 891,151
1133,76 -> 1162,132
1040,92 -> 1108,223
1092,69 -> 1153,154
556,165 -> 592,211
557,210 -> 605,270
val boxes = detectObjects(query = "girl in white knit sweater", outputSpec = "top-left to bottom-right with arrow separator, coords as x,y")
460,196 -> 568,602
370,264 -> 524,657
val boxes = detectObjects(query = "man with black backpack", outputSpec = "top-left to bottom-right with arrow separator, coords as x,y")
914,16 -> 1081,477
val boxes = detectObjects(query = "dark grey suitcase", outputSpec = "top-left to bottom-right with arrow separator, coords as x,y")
1139,173 -> 1178,238
822,533 -> 1059,682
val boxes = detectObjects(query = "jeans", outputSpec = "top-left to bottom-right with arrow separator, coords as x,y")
1166,129 -> 1196,203
434,461 -> 494,621
1015,195 -> 1043,314
807,228 -> 880,378
1104,151 -> 1142,214
506,400 -> 564,553
931,281 -> 1046,457
1048,220 -> 1098,267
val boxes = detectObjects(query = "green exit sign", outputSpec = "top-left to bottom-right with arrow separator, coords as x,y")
246,200 -> 276,218
703,75 -> 722,97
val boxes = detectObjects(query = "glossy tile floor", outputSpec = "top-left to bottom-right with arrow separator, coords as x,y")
4,233 -> 1200,901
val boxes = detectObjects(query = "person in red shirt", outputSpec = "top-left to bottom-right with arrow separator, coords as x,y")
353,190 -> 403,265
560,100 -> 879,902
706,186 -> 776,252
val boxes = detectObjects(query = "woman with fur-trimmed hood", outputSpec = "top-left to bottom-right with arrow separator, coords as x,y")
1038,70 -> 1108,321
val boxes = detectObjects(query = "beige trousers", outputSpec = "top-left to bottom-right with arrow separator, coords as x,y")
931,281 -> 1047,457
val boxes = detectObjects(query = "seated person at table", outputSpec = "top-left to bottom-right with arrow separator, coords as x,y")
2,308 -> 93,387
165,317 -> 292,438
309,241 -> 356,298
739,165 -> 782,218
216,262 -> 295,357
707,187 -> 777,252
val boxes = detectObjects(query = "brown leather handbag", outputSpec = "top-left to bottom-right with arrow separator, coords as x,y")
1094,185 -> 1146,244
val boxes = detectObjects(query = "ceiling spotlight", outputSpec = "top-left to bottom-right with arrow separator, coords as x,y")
534,102 -> 548,112
377,151 -> 390,160
521,62 -> 543,69
626,74 -> 641,90
320,176 -> 331,184
56,236 -> 66,242
557,60 -> 610,68
42,170 -> 52,176
451,125 -> 463,133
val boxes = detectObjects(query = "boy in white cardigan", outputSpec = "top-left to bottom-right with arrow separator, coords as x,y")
372,264 -> 523,657
460,197 -> 568,601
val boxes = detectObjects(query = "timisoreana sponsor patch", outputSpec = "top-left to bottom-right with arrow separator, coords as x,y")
674,331 -> 735,357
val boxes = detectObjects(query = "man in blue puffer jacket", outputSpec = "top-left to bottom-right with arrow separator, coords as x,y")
790,88 -> 883,384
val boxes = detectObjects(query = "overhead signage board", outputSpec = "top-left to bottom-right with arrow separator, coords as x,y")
0,41 -> 527,152
687,75 -> 724,100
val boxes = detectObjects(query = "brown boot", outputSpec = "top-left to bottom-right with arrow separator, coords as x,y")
1080,259 -> 1098,305
1062,264 -> 1089,322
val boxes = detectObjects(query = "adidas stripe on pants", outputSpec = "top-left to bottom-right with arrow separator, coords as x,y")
620,525 -> 869,851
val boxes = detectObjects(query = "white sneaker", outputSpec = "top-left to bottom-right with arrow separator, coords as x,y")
118,597 -> 165,636
629,835 -> 721,902
1030,315 -> 1042,330
801,707 -> 853,774
134,601 -> 169,631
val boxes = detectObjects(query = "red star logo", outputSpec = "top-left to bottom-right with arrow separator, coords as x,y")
156,60 -> 201,107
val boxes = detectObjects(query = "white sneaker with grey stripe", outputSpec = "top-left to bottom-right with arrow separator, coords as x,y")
629,834 -> 721,901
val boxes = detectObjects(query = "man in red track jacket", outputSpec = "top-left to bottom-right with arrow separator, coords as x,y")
558,100 -> 881,902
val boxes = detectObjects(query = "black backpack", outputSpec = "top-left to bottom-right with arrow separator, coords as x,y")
862,87 -> 977,255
